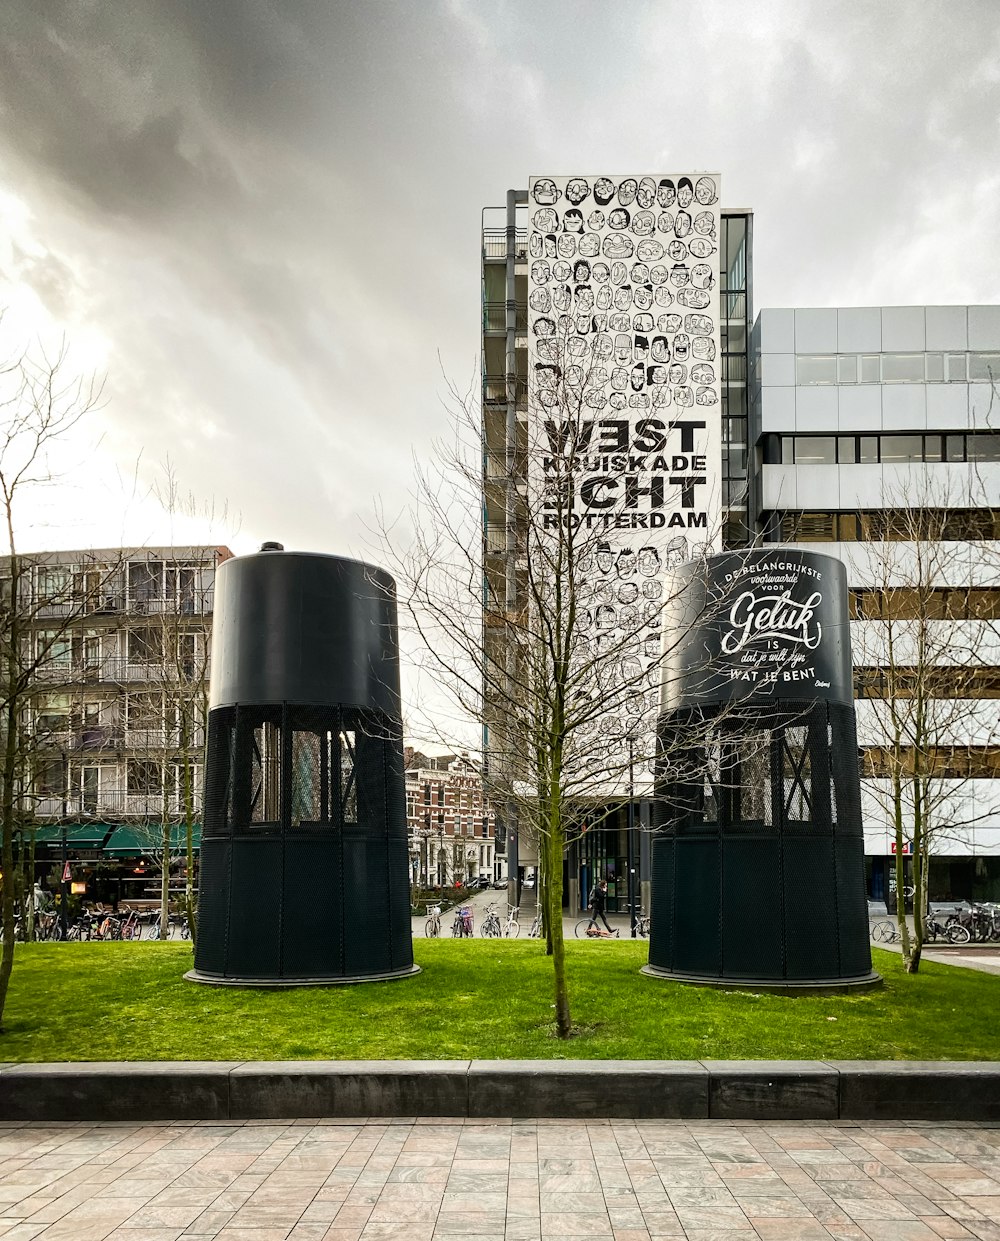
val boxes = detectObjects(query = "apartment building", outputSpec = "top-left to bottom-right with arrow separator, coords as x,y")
750,306 -> 1000,903
481,177 -> 752,912
7,545 -> 232,903
403,750 -> 497,888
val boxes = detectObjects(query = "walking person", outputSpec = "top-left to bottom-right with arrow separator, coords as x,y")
586,879 -> 615,937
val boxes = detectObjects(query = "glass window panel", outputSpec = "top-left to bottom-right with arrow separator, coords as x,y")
925,352 -> 944,381
968,353 -> 1000,383
881,353 -> 925,383
880,435 -> 924,463
860,355 -> 880,383
794,437 -> 836,465
923,435 -> 942,461
946,353 -> 967,381
781,437 -> 794,465
796,355 -> 838,385
837,355 -> 858,383
858,436 -> 878,463
967,433 -> 1000,461
837,436 -> 856,463
945,435 -> 966,462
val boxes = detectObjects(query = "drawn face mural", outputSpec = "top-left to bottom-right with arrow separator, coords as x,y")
636,239 -> 664,262
694,175 -> 718,205
593,177 -> 616,206
532,178 -> 560,205
562,209 -> 584,235
526,173 -> 722,796
631,210 -> 655,237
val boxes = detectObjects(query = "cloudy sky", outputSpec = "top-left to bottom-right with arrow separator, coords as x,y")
1,0 -> 998,561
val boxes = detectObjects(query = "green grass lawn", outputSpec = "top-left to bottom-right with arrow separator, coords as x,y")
3,941 -> 997,1062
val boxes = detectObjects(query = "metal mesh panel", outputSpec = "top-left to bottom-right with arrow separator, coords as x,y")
227,838 -> 282,977
722,837 -> 782,978
193,838 -> 230,975
672,838 -> 721,976
649,836 -> 674,968
783,836 -> 837,978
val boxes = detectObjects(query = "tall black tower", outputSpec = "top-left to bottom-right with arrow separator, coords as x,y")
187,547 -> 418,986
644,549 -> 879,992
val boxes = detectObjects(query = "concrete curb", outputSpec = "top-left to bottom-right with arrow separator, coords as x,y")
3,1060 -> 1000,1122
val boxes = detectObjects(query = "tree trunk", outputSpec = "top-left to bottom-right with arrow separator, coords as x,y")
546,762 -> 571,1038
159,820 -> 170,939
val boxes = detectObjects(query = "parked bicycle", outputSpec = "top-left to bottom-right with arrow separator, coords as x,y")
624,903 -> 651,938
452,906 -> 474,937
424,904 -> 442,938
924,910 -> 972,944
503,906 -> 520,938
479,904 -> 501,937
870,919 -> 901,943
527,912 -> 543,938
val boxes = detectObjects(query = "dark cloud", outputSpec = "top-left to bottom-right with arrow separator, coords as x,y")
0,0 -> 998,561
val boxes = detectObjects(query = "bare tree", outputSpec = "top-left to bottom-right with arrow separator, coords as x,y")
374,333 -> 729,1037
854,465 -> 1000,971
0,333 -> 103,1021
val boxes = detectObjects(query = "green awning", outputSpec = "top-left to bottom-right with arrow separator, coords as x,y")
29,824 -> 111,846
103,825 -> 202,856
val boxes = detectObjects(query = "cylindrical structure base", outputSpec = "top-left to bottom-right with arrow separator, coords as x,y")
640,963 -> 881,995
185,964 -> 420,988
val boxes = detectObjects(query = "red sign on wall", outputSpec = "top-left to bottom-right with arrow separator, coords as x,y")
890,840 -> 911,855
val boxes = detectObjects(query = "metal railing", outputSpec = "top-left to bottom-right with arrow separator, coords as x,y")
482,229 -> 528,261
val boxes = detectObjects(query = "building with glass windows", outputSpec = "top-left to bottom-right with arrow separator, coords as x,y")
749,307 -> 1000,904
5,545 -> 231,909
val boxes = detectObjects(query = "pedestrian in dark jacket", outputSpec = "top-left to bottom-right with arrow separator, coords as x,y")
586,879 -> 615,936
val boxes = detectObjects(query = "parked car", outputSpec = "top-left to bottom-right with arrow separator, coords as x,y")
472,875 -> 490,889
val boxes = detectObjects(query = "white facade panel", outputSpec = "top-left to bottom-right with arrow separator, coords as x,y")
793,464 -> 840,508
760,352 -> 795,386
880,306 -> 926,351
837,464 -> 886,508
969,384 -> 999,427
761,464 -> 797,509
968,305 -> 1000,350
758,308 -> 794,353
837,307 -> 881,353
794,308 -> 837,353
925,305 -> 968,351
758,386 -> 795,431
855,698 -> 1000,748
860,780 -> 1000,854
851,620 -> 1000,669
837,385 -> 883,430
881,383 -> 927,429
795,385 -> 838,431
926,383 -> 971,429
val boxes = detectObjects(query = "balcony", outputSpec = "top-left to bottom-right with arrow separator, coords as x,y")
483,301 -> 527,334
482,229 -> 528,262
35,658 -> 207,686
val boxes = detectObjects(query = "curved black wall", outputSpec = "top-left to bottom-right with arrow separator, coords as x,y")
189,550 -> 416,986
646,549 -> 878,991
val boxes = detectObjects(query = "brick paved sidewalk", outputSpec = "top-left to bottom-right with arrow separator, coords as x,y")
0,1117 -> 998,1241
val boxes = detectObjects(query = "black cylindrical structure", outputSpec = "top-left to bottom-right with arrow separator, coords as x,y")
644,549 -> 879,992
187,548 -> 418,986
